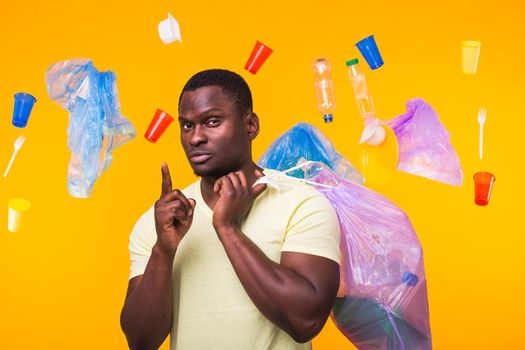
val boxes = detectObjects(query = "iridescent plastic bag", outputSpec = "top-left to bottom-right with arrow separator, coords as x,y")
257,162 -> 432,350
385,98 -> 463,186
258,122 -> 364,184
46,59 -> 136,198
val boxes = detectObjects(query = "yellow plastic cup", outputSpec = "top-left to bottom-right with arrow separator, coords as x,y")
358,124 -> 399,185
461,41 -> 482,75
7,198 -> 31,233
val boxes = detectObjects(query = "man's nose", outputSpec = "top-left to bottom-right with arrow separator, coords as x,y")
190,125 -> 207,146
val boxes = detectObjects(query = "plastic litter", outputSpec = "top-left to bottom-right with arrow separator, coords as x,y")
12,93 -> 36,128
358,123 -> 399,185
312,58 -> 336,123
256,161 -> 432,350
461,41 -> 481,75
45,58 -> 136,198
477,107 -> 486,159
244,41 -> 273,74
3,135 -> 26,178
158,13 -> 182,44
144,108 -> 174,143
386,99 -> 463,186
359,118 -> 386,145
346,58 -> 376,119
473,171 -> 495,206
8,198 -> 31,233
258,122 -> 363,185
356,35 -> 384,70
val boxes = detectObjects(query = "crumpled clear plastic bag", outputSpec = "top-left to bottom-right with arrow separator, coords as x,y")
258,161 -> 432,350
258,122 -> 364,185
385,98 -> 463,186
45,59 -> 136,198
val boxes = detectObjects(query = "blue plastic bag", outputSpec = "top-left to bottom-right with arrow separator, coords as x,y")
46,59 -> 136,198
258,122 -> 363,184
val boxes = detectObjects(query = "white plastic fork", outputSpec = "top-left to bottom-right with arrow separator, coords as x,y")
3,135 -> 26,178
478,107 -> 486,159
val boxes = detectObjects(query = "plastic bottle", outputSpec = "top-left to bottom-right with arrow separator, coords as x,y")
312,58 -> 336,123
370,254 -> 418,287
346,58 -> 375,119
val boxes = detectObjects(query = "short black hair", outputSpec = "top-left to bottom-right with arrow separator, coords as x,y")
178,69 -> 253,117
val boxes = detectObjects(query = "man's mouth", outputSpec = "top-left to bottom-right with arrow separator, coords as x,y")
189,153 -> 212,164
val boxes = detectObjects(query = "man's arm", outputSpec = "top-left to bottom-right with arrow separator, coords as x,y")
120,246 -> 176,350
212,170 -> 340,343
217,226 -> 339,343
120,163 -> 196,350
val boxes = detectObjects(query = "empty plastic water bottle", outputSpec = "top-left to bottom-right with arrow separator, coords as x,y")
312,58 -> 336,123
370,254 -> 418,288
346,58 -> 375,119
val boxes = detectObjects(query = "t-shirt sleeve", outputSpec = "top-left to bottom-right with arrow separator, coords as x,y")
281,192 -> 341,264
128,206 -> 157,280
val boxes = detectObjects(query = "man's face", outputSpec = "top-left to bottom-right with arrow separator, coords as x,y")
178,86 -> 253,178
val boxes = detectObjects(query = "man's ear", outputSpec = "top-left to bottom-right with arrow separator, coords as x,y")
245,112 -> 260,141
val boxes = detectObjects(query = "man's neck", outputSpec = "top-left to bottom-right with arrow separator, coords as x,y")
200,161 -> 262,211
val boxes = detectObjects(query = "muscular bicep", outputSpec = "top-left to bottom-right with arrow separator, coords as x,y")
281,251 -> 340,309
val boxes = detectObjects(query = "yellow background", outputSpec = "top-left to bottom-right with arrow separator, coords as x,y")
1,0 -> 523,349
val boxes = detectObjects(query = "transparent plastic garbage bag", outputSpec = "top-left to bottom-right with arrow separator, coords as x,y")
46,59 -> 136,198
257,161 -> 432,350
385,98 -> 463,186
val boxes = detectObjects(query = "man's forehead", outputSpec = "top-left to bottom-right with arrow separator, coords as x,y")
180,86 -> 233,111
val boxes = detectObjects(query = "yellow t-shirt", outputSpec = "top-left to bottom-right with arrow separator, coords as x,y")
128,169 -> 341,350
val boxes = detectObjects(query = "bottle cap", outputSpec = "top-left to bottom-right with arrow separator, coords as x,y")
402,272 -> 418,286
323,114 -> 333,123
345,58 -> 359,66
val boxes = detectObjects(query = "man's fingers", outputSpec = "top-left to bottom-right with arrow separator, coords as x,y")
227,173 -> 243,195
159,202 -> 190,222
213,178 -> 222,193
161,190 -> 192,214
235,171 -> 249,191
188,198 -> 196,216
161,163 -> 173,197
216,175 -> 234,197
251,168 -> 267,198
252,182 -> 267,199
221,175 -> 235,194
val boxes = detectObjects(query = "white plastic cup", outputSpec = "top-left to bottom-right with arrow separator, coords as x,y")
359,118 -> 386,146
461,41 -> 481,75
158,13 -> 182,44
7,198 -> 31,233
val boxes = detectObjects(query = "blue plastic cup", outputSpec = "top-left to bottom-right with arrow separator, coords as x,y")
355,35 -> 384,70
12,93 -> 37,128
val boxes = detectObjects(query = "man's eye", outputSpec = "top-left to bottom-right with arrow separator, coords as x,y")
207,119 -> 220,126
182,123 -> 193,130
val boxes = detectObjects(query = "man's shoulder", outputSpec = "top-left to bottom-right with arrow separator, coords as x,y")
259,169 -> 334,215
262,169 -> 326,199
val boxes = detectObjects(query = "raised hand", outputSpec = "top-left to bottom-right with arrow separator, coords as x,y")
212,168 -> 267,231
154,163 -> 196,254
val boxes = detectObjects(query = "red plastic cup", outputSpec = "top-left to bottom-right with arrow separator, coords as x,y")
473,171 -> 496,206
144,109 -> 174,143
244,41 -> 273,74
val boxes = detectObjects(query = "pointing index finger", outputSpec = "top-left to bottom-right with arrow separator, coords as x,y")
161,162 -> 173,197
